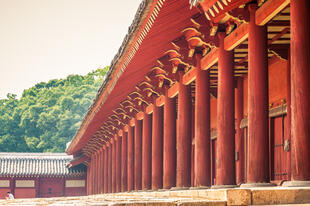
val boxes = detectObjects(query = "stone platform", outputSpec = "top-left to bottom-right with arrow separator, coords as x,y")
1,187 -> 310,205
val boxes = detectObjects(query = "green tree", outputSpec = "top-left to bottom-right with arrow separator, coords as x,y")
0,67 -> 109,152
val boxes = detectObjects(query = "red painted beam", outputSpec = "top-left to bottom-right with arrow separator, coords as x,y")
201,48 -> 219,71
182,67 -> 198,85
224,23 -> 249,51
156,95 -> 165,107
136,112 -> 144,120
145,104 -> 154,114
256,0 -> 290,26
68,155 -> 90,168
129,118 -> 135,127
199,0 -> 218,12
167,82 -> 179,98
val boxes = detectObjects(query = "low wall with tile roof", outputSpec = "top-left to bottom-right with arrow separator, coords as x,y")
0,153 -> 86,199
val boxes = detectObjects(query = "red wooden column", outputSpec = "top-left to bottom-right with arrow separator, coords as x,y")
96,148 -> 100,194
92,154 -> 95,194
86,166 -> 89,195
142,112 -> 152,190
92,153 -> 95,194
98,151 -> 101,193
134,119 -> 142,190
244,4 -> 270,186
152,105 -> 164,190
89,160 -> 92,194
286,49 -> 291,181
98,149 -> 102,193
163,91 -> 176,189
121,130 -> 128,191
235,77 -> 244,185
112,138 -> 116,193
108,143 -> 112,193
93,154 -> 96,194
215,32 -> 235,187
95,152 -> 98,194
116,135 -> 122,192
90,164 -> 92,194
98,148 -> 103,194
87,166 -> 90,195
104,146 -> 108,193
283,0 -> 310,186
101,146 -> 106,193
176,76 -> 192,188
194,54 -> 211,187
127,125 -> 135,191
93,153 -> 96,194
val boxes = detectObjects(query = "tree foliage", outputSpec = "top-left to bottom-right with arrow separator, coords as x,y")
0,67 -> 109,152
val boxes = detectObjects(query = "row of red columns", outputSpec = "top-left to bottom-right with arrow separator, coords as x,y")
87,1 -> 310,193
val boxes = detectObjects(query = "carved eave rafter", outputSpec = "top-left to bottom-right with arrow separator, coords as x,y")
192,0 -> 253,22
113,107 -> 131,121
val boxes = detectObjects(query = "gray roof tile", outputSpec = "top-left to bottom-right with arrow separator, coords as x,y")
0,153 -> 85,177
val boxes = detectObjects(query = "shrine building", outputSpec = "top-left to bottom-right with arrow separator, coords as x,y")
0,153 -> 86,198
66,0 -> 310,195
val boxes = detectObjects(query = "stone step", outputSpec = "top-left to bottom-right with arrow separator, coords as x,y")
2,187 -> 310,205
0,198 -> 227,206
253,205 -> 310,206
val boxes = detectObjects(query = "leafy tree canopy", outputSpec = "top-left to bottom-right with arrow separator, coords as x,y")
0,67 -> 109,152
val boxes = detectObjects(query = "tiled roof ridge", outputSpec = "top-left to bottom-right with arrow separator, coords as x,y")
0,152 -> 68,156
0,153 -> 73,161
0,153 -> 85,176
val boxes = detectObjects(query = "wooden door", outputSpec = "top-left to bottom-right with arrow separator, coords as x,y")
270,115 -> 289,181
211,139 -> 216,185
244,127 -> 248,182
39,178 -> 64,198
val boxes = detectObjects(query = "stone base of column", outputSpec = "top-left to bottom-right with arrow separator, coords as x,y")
170,187 -> 190,191
240,182 -> 275,188
211,185 -> 237,189
189,186 -> 210,190
157,189 -> 169,192
282,181 -> 310,187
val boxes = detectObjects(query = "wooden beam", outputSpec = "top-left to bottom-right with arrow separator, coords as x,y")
156,95 -> 165,107
129,118 -> 135,127
118,129 -> 123,137
256,0 -> 290,26
224,23 -> 249,51
167,82 -> 179,98
136,111 -> 144,120
199,0 -> 218,12
182,67 -> 198,85
201,48 -> 219,70
145,104 -> 154,114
